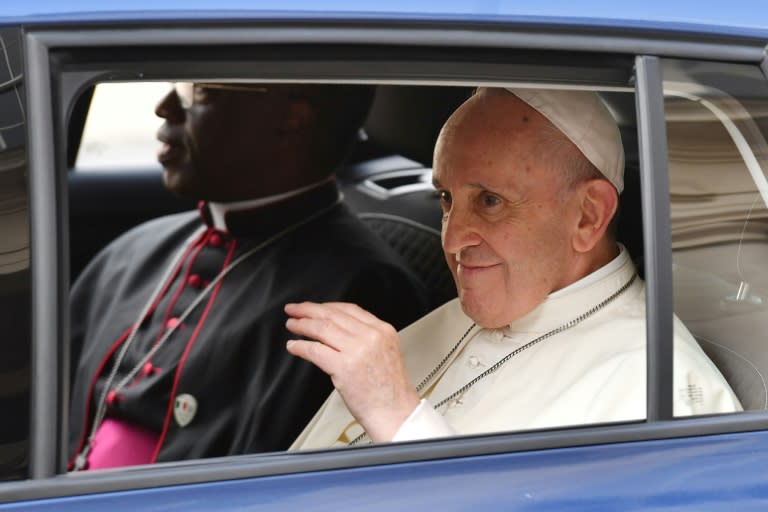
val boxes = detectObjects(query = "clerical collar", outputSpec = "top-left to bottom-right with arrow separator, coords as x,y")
548,243 -> 627,299
198,178 -> 341,238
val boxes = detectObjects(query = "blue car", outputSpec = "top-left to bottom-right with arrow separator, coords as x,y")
1,1 -> 768,510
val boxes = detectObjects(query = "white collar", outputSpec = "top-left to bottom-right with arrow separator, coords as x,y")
208,178 -> 332,232
548,244 -> 627,299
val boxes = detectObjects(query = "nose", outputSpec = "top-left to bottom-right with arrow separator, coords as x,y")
441,205 -> 482,256
155,89 -> 185,122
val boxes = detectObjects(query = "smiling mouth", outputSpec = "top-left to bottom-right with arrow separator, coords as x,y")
456,263 -> 500,275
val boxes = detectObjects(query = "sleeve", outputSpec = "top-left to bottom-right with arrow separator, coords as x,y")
391,399 -> 456,441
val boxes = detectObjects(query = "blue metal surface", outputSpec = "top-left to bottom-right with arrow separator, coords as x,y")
1,0 -> 768,36
3,429 -> 768,511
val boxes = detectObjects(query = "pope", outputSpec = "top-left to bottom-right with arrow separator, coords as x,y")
287,87 -> 742,448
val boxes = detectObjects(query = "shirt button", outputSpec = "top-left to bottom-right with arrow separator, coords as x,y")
106,390 -> 120,406
209,233 -> 223,247
166,317 -> 181,330
187,274 -> 203,288
468,356 -> 481,368
142,362 -> 155,376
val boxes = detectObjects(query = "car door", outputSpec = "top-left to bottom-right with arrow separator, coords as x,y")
1,11 -> 768,512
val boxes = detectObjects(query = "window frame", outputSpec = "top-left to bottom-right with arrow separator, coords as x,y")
635,55 -> 675,421
11,18 -> 768,501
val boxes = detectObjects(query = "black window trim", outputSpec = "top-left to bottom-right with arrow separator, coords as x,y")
13,19 -> 768,502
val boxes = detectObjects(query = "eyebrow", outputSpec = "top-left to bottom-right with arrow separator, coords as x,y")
431,179 -> 499,194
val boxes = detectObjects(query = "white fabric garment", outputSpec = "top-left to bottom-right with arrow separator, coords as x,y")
291,247 -> 742,449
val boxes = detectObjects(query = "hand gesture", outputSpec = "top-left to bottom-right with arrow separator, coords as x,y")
285,301 -> 420,442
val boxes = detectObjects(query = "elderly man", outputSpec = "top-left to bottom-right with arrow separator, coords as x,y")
68,83 -> 429,470
287,87 -> 741,448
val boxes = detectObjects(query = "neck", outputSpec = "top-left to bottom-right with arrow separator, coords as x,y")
548,242 -> 626,300
558,240 -> 620,291
208,177 -> 333,231
199,178 -> 341,238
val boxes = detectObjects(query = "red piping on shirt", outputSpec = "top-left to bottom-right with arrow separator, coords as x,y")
152,228 -> 212,349
150,237 -> 238,462
146,228 -> 209,321
69,325 -> 134,470
69,228 -> 209,470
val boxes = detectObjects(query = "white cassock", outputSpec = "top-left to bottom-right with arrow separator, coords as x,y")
291,246 -> 742,449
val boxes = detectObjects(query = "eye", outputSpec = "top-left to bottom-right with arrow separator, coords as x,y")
480,193 -> 501,207
437,190 -> 452,206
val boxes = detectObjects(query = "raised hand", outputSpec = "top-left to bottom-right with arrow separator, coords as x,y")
285,301 -> 420,442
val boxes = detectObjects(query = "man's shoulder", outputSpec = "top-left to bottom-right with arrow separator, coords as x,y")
303,207 -> 424,277
73,210 -> 200,286
308,207 -> 387,251
109,210 -> 200,247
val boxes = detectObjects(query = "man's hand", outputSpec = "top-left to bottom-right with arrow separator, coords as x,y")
285,301 -> 420,442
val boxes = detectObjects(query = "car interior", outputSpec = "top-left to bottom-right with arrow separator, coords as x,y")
67,83 -> 643,311
64,75 -> 767,454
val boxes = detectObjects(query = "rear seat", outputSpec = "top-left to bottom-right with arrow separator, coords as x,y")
340,154 -> 455,310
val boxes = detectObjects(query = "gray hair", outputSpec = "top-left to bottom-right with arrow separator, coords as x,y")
535,121 -> 619,237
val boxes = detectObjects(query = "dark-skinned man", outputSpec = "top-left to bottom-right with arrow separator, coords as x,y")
69,83 -> 429,469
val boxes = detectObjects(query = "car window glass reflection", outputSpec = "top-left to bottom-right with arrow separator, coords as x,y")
0,25 -> 30,481
664,59 -> 768,413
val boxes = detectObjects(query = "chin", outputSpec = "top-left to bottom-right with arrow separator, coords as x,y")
162,172 -> 198,199
458,292 -> 508,329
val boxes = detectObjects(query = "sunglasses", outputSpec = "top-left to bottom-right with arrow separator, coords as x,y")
172,82 -> 269,109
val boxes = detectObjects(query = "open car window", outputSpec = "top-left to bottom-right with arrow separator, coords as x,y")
75,82 -> 168,172
66,76 -> 664,465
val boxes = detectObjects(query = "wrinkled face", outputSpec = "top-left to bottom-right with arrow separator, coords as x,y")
155,83 -> 300,201
433,89 -> 581,328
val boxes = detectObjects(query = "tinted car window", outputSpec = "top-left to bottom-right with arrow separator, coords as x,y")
0,25 -> 31,481
664,59 -> 768,413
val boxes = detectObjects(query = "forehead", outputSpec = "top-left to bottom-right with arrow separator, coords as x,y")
433,92 -> 553,185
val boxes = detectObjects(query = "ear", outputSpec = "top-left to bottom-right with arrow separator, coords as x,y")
571,179 -> 618,253
280,99 -> 314,132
